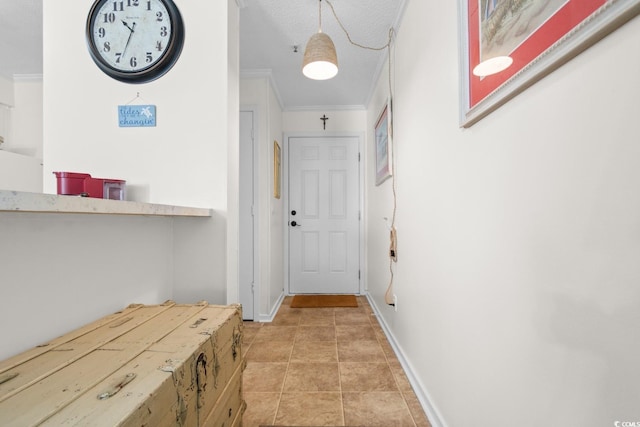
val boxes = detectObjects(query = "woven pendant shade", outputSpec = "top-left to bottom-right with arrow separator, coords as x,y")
302,31 -> 338,80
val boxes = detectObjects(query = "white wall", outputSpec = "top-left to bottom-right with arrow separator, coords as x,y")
41,0 -> 234,299
0,79 -> 12,151
366,79 -> 395,306
283,110 -> 366,134
0,151 -> 42,192
240,76 -> 284,320
43,0 -> 229,210
173,213 -> 228,304
0,212 -> 175,360
8,78 -> 43,159
267,81 -> 284,312
366,3 -> 640,426
0,1 -> 238,360
0,77 -> 43,191
0,75 -> 13,106
226,0 -> 240,305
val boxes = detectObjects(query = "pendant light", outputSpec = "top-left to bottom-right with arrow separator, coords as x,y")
473,55 -> 513,77
302,0 -> 338,80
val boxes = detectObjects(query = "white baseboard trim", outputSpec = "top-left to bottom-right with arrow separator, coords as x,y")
366,293 -> 449,427
256,292 -> 286,322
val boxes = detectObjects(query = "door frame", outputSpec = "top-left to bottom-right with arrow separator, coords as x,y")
283,131 -> 365,296
239,106 -> 260,320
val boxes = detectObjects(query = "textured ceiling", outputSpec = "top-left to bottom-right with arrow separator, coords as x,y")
0,0 -> 406,110
240,0 -> 406,110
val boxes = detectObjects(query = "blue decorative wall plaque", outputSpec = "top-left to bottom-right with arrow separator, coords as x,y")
118,105 -> 156,127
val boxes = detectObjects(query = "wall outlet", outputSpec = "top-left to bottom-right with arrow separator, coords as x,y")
393,294 -> 398,312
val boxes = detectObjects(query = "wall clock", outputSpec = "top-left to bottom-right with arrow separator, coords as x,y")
86,0 -> 185,83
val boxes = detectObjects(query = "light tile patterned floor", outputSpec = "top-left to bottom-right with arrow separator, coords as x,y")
242,295 -> 431,427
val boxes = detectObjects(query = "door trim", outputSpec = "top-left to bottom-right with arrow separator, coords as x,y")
239,106 -> 260,320
283,131 -> 365,296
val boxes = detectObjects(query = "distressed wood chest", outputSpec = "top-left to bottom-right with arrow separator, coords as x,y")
0,301 -> 244,427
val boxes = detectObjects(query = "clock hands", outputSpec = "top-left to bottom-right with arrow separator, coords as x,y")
121,21 -> 136,60
121,20 -> 135,33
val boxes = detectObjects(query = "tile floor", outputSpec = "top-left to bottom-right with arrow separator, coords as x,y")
241,295 -> 432,427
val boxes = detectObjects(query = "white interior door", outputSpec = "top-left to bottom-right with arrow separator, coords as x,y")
239,110 -> 255,319
288,136 -> 360,294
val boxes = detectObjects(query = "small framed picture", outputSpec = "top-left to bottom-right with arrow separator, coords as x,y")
273,140 -> 281,199
375,101 -> 392,186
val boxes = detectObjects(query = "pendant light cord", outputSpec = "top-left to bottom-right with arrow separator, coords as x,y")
325,0 -> 393,51
325,0 -> 397,306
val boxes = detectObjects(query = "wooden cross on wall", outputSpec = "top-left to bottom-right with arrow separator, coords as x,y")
320,114 -> 329,130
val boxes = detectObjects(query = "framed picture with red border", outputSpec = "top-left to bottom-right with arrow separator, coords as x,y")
458,0 -> 640,127
375,100 -> 392,186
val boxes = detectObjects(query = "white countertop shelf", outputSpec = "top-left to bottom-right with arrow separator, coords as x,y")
0,190 -> 212,217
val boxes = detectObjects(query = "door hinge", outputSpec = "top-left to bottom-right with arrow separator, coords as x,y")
358,152 -> 361,162
358,270 -> 361,280
251,282 -> 255,293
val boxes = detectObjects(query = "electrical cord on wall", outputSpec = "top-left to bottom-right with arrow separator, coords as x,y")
384,97 -> 397,307
325,0 -> 398,306
381,32 -> 398,307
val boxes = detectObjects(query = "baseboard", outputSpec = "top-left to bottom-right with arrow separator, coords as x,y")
255,292 -> 286,322
366,293 -> 448,427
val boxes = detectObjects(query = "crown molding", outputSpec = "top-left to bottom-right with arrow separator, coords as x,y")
283,104 -> 366,112
240,69 -> 285,110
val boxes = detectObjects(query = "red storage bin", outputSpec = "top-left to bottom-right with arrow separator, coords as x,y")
53,172 -> 126,200
84,177 -> 126,199
53,172 -> 91,196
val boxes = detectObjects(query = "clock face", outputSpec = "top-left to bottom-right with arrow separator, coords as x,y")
86,0 -> 184,83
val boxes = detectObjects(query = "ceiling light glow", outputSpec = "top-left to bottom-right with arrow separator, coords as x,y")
473,56 -> 513,77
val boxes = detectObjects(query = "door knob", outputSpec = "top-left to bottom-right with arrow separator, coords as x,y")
290,221 -> 301,227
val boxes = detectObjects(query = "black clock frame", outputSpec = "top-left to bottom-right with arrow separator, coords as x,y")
86,0 -> 185,84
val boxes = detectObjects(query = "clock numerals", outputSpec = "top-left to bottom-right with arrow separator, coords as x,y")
115,53 -> 140,68
103,42 -> 111,53
115,0 -> 141,10
156,11 -> 164,22
156,41 -> 163,51
112,53 -> 140,67
103,12 -> 116,23
146,52 -> 153,63
97,28 -> 106,38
